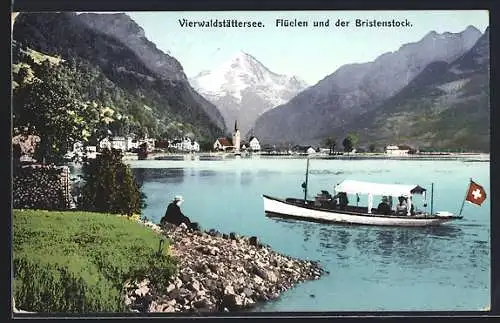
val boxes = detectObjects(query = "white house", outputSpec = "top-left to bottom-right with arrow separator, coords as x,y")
191,141 -> 200,152
213,137 -> 233,151
126,136 -> 139,151
85,146 -> 97,159
385,145 -> 411,156
99,137 -> 111,150
110,137 -> 127,151
99,136 -> 141,152
170,137 -> 200,152
100,136 -> 127,151
306,146 -> 316,155
73,141 -> 84,153
248,136 -> 261,152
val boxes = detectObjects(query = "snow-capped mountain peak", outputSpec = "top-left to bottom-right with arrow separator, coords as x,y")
189,51 -> 308,135
190,51 -> 308,103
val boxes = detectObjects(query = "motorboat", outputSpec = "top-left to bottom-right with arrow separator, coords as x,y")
262,159 -> 463,227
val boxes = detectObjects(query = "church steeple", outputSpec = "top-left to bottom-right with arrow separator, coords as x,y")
232,119 -> 241,154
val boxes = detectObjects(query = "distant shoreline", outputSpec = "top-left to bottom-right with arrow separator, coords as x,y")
122,152 -> 489,162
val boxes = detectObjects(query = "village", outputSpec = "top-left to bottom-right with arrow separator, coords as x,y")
63,136 -> 422,161
59,119 -> 485,163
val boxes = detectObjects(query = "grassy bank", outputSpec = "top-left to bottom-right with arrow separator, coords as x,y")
12,209 -> 177,313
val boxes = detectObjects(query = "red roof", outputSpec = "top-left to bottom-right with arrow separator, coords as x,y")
216,137 -> 232,146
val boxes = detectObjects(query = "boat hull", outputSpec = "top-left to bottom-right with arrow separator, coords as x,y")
263,195 -> 461,227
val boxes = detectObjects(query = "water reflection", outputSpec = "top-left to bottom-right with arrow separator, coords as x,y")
132,168 -> 185,185
353,228 -> 374,256
272,217 -> 466,270
309,170 -> 345,175
467,239 -> 489,270
317,227 -> 352,253
256,170 -> 281,177
241,171 -> 254,186
338,229 -> 351,247
375,230 -> 395,258
374,226 -> 466,266
308,169 -> 391,176
199,170 -> 217,177
418,225 -> 464,238
303,223 -> 314,243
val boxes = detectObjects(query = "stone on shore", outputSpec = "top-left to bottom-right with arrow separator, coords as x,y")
125,222 -> 326,313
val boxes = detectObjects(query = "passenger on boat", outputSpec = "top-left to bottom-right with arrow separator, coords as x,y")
315,190 -> 338,208
408,197 -> 415,215
377,196 -> 392,215
334,192 -> 349,210
160,195 -> 200,230
387,196 -> 393,209
395,196 -> 408,216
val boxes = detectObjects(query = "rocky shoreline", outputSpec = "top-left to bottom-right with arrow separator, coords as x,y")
125,222 -> 327,313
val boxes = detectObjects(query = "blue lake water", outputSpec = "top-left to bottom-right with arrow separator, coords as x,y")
126,157 -> 490,312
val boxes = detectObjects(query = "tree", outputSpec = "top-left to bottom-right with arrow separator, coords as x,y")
199,140 -> 213,152
342,133 -> 359,154
13,66 -> 33,86
324,136 -> 336,154
137,143 -> 148,160
13,76 -> 100,164
79,149 -> 146,215
342,137 -> 353,153
368,144 -> 376,153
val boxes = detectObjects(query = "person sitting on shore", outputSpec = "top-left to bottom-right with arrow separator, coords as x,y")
395,196 -> 408,216
160,196 -> 199,230
377,196 -> 392,215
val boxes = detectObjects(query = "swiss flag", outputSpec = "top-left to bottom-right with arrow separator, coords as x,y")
465,180 -> 487,206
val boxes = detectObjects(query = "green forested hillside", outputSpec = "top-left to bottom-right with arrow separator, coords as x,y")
12,12 -> 225,161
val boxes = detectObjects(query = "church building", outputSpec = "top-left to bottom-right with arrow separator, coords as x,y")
213,119 -> 259,154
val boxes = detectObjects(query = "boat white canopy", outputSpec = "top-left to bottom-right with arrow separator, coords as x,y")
333,180 -> 427,215
334,180 -> 426,198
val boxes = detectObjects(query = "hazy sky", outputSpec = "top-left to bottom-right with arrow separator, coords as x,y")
125,10 -> 489,85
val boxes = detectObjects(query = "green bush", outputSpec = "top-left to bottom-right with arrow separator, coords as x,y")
13,209 -> 177,312
79,149 -> 146,216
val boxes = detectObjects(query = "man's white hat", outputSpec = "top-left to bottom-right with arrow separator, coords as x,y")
174,195 -> 184,202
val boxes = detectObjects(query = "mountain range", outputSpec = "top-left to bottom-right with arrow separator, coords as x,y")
12,12 -> 226,143
189,52 -> 308,136
11,12 -> 490,152
342,27 -> 490,151
250,25 -> 489,151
